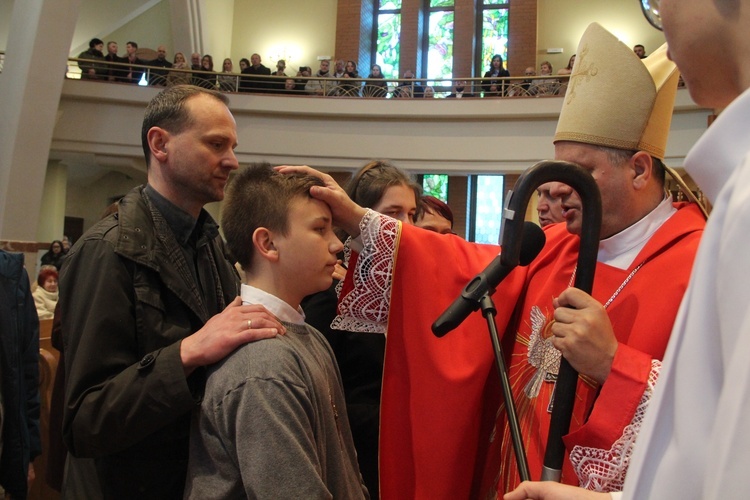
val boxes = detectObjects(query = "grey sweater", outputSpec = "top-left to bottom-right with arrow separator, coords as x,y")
184,322 -> 369,499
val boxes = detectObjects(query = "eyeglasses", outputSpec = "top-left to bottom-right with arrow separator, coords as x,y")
524,72 -> 535,76
640,0 -> 663,30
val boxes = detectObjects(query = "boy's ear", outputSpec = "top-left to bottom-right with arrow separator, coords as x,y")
252,227 -> 279,263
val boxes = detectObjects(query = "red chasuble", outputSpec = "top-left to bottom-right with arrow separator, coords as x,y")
340,203 -> 704,499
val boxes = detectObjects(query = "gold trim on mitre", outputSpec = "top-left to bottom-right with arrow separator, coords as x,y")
554,23 -> 679,160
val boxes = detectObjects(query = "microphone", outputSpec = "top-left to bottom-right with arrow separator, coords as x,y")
432,221 -> 546,337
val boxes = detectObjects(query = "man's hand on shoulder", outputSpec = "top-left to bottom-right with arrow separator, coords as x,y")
180,296 -> 286,375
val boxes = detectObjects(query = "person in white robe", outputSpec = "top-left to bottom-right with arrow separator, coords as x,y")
504,0 -> 750,498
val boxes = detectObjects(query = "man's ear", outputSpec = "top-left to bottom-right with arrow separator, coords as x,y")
252,227 -> 279,263
147,127 -> 169,162
631,151 -> 653,190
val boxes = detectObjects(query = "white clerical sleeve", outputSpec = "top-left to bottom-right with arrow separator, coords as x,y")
569,360 -> 661,491
332,209 -> 399,334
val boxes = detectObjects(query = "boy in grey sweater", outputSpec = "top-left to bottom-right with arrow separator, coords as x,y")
184,164 -> 369,499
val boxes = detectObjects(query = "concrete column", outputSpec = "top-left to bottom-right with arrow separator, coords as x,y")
169,0 -> 201,55
0,0 -> 82,241
201,0 -> 235,60
36,161 -> 68,243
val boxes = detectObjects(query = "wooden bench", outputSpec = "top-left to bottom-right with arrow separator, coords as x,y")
29,318 -> 61,500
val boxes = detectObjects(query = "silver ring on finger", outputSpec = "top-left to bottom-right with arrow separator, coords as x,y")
247,319 -> 252,329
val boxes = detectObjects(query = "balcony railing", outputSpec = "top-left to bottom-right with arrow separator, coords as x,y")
0,51 -> 568,99
62,56 -> 569,99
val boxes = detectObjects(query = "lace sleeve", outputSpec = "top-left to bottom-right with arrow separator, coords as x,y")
331,209 -> 399,334
569,359 -> 662,492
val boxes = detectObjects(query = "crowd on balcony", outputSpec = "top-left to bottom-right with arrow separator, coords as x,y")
72,37 -> 588,98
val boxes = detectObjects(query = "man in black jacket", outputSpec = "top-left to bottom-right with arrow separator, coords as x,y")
60,86 -> 285,499
123,41 -> 145,85
240,53 -> 271,93
104,41 -> 127,82
147,45 -> 172,86
77,38 -> 106,80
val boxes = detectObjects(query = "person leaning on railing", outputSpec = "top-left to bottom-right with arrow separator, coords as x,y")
305,59 -> 331,95
218,58 -> 237,92
146,45 -> 172,86
362,64 -> 388,98
193,55 -> 217,89
77,38 -> 107,80
123,41 -> 145,85
167,52 -> 191,87
530,61 -> 559,96
294,66 -> 312,93
483,54 -> 511,96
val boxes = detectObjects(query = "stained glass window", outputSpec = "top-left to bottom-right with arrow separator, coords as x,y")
421,174 -> 449,201
477,2 -> 509,76
375,1 -> 402,80
425,0 -> 455,82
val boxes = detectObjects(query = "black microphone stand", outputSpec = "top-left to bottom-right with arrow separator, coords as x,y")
480,292 -> 531,481
480,161 -> 602,483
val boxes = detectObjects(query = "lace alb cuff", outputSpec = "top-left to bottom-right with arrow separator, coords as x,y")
332,209 -> 399,334
569,359 -> 662,492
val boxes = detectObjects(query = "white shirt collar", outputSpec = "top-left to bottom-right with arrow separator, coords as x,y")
240,283 -> 306,325
597,196 -> 676,270
685,87 -> 750,203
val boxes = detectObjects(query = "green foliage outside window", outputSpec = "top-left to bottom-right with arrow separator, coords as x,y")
376,12 -> 401,80
422,174 -> 449,202
427,10 -> 454,81
480,9 -> 509,72
380,0 -> 401,7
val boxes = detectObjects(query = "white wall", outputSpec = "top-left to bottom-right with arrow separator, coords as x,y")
104,0 -> 174,56
201,0 -> 235,63
230,0 -> 337,71
71,0 -> 164,55
65,0 -> 338,74
537,0 -> 666,73
0,0 -> 12,51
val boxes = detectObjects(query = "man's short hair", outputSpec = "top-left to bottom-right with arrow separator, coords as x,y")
597,146 -> 666,187
222,163 -> 325,269
89,38 -> 103,48
127,41 -> 138,49
141,85 -> 229,165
